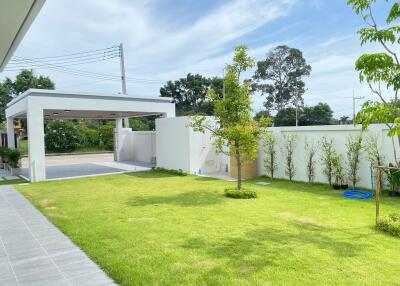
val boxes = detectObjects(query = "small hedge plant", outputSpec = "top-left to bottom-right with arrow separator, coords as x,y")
154,167 -> 188,176
377,213 -> 400,238
224,188 -> 257,199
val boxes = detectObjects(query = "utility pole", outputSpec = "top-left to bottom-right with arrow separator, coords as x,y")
119,43 -> 127,95
119,43 -> 129,128
352,90 -> 364,125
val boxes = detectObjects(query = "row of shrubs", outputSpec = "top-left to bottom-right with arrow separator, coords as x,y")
44,120 -> 115,152
0,147 -> 22,168
153,167 -> 188,176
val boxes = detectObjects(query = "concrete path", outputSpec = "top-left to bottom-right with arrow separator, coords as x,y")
0,185 -> 116,286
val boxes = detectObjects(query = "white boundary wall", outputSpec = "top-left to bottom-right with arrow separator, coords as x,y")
257,124 -> 397,189
156,117 -> 229,174
116,129 -> 156,163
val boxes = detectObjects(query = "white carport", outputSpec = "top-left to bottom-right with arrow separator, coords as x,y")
5,89 -> 175,182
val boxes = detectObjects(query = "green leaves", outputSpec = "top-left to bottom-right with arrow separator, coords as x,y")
387,2 -> 400,23
347,0 -> 376,14
356,101 -> 400,137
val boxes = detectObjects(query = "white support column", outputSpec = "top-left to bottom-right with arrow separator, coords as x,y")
123,117 -> 130,128
27,107 -> 45,182
6,117 -> 15,149
114,118 -> 124,162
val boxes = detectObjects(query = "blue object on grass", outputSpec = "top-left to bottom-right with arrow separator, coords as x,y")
342,190 -> 374,200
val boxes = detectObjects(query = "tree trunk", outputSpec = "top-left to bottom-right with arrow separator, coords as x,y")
236,149 -> 242,190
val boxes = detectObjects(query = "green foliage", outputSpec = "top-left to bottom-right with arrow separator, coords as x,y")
224,188 -> 257,199
385,163 -> 400,193
11,69 -> 55,95
129,117 -> 155,131
346,135 -> 363,189
349,0 -> 400,164
45,120 -> 84,152
273,103 -> 334,126
364,134 -> 385,167
377,213 -> 400,238
191,45 -> 270,190
332,153 -> 345,186
282,134 -> 297,181
304,138 -> 318,183
160,73 -> 223,115
78,125 -> 100,147
320,137 -> 335,186
0,147 -> 8,163
357,101 -> 400,137
98,122 -> 115,150
261,133 -> 277,179
154,167 -> 188,176
6,149 -> 21,168
252,45 -> 311,112
0,70 -> 55,123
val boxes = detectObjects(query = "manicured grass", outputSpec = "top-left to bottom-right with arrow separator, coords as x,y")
17,173 -> 400,286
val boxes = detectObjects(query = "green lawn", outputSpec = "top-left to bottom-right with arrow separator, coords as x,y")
17,172 -> 400,286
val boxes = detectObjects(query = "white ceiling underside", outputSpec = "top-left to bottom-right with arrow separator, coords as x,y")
0,0 -> 45,71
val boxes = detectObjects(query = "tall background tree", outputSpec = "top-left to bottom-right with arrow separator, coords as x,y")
273,102 -> 334,126
191,45 -> 269,190
348,0 -> 400,166
160,73 -> 223,115
252,45 -> 311,121
0,69 -> 55,123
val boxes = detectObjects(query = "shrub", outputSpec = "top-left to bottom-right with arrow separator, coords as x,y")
282,134 -> 296,182
304,138 -> 318,183
224,188 -> 257,199
154,167 -> 188,176
262,133 -> 277,178
321,137 -> 335,186
98,122 -> 115,150
45,120 -> 84,152
6,149 -> 21,168
377,214 -> 400,238
346,135 -> 363,189
79,126 -> 100,147
0,147 -> 9,163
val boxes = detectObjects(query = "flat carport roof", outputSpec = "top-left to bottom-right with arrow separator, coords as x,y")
5,89 -> 175,182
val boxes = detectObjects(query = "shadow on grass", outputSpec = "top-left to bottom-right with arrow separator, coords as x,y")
128,190 -> 225,207
182,222 -> 370,277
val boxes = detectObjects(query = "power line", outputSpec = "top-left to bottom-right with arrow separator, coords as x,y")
10,46 -> 119,61
4,46 -> 166,85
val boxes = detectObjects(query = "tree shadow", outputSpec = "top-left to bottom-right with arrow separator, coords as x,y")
127,190 -> 225,207
182,222 -> 371,278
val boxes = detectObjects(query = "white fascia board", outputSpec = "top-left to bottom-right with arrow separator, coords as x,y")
0,0 -> 46,72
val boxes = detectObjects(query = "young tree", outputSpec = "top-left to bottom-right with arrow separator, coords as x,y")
348,0 -> 400,166
252,45 -> 311,113
346,135 -> 363,189
262,133 -> 277,178
160,73 -> 223,115
304,137 -> 318,183
321,137 -> 335,186
282,134 -> 297,182
191,45 -> 270,190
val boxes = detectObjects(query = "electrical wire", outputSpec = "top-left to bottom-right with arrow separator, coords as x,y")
4,46 -> 166,85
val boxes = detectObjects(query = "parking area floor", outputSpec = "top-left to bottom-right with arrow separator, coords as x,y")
20,154 -> 152,181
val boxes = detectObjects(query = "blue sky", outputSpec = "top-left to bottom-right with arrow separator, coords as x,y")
0,0 -> 392,117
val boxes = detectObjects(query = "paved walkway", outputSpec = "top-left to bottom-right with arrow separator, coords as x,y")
0,185 -> 116,286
